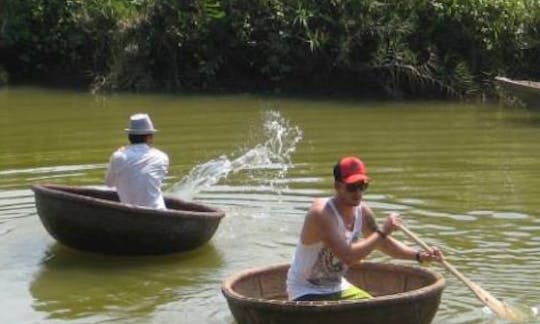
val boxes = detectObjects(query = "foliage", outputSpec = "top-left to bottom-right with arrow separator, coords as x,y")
1,0 -> 539,98
1,0 -> 142,82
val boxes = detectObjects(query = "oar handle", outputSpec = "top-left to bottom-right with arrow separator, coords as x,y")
397,225 -> 470,284
397,224 -> 431,251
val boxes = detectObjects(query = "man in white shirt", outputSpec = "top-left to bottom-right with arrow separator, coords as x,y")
105,113 -> 169,209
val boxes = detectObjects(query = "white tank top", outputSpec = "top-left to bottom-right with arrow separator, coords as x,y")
286,198 -> 364,300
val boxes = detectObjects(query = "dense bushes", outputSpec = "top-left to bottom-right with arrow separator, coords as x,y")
1,0 -> 539,98
1,0 -> 141,85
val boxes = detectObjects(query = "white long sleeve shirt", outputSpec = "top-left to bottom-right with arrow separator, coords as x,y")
105,144 -> 169,209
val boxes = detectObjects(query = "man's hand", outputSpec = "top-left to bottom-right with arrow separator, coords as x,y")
418,246 -> 444,263
381,212 -> 402,237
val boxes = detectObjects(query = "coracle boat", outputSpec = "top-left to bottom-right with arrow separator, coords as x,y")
495,76 -> 540,108
32,183 -> 225,255
222,262 -> 445,324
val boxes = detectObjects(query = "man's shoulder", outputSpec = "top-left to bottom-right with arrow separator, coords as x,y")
150,147 -> 169,160
110,146 -> 127,159
308,198 -> 330,218
147,147 -> 169,166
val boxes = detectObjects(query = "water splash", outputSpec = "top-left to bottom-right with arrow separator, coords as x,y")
167,111 -> 303,200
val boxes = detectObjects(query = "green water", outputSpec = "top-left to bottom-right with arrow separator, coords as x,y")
1,87 -> 539,323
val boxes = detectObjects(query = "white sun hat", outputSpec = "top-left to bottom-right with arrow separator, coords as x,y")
124,113 -> 158,135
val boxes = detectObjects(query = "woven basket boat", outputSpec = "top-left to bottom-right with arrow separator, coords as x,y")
222,262 -> 445,324
495,76 -> 540,108
32,183 -> 225,255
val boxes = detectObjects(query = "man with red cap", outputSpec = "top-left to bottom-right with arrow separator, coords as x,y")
286,156 -> 443,301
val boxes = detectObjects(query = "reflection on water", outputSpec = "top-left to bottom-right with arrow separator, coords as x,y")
30,243 -> 224,321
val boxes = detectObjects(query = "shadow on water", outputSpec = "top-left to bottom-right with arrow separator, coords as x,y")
29,242 -> 224,321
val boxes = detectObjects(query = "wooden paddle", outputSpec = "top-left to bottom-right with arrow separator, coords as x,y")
398,224 -> 524,322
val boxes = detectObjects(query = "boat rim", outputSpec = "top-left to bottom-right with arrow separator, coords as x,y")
222,262 -> 446,309
32,183 -> 225,220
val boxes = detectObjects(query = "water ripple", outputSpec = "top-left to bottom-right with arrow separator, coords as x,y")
0,189 -> 36,222
0,164 -> 105,176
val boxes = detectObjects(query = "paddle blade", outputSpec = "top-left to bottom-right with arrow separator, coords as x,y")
398,225 -> 526,322
467,281 -> 526,322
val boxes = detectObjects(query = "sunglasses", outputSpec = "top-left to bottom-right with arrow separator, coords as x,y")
344,182 -> 369,193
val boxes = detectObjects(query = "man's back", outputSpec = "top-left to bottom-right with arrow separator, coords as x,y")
106,143 -> 169,209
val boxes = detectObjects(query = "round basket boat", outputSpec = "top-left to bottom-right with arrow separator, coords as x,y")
32,183 -> 225,255
495,76 -> 540,108
222,262 -> 445,324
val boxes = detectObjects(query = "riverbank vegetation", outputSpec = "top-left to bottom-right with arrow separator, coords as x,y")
1,0 -> 539,99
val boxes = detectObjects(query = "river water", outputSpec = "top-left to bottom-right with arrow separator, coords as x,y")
1,87 -> 539,323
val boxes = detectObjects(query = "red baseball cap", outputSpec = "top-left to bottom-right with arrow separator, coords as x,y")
335,157 -> 370,184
